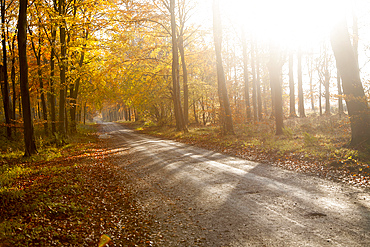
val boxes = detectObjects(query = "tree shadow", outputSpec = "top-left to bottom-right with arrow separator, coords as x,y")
101,122 -> 370,246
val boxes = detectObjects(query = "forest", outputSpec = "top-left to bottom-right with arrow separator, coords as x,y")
1,0 -> 370,245
0,0 -> 369,154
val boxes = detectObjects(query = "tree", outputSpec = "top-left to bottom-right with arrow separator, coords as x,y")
1,0 -> 11,139
336,67 -> 344,116
323,49 -> 331,115
49,26 -> 57,135
177,0 -> 196,126
297,48 -> 305,117
268,43 -> 284,135
256,44 -> 262,120
307,53 -> 315,112
18,0 -> 37,156
289,52 -> 297,117
317,44 -> 332,116
170,0 -> 187,132
29,9 -> 48,136
241,29 -> 251,120
178,35 -> 188,125
212,0 -> 234,134
331,19 -> 370,147
251,37 -> 257,121
352,8 -> 358,66
58,0 -> 67,135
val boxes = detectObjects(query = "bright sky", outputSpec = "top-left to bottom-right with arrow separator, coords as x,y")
226,0 -> 350,50
194,0 -> 355,50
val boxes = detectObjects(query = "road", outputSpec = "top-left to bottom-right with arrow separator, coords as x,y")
99,122 -> 370,246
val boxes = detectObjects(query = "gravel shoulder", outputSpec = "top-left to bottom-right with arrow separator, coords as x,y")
100,122 -> 370,246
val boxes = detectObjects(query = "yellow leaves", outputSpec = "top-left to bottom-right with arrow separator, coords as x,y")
98,234 -> 112,246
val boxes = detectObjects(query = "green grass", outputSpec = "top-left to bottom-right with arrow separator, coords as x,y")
0,124 -> 99,246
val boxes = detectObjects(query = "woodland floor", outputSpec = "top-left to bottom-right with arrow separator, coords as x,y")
0,126 -> 154,246
0,116 -> 369,246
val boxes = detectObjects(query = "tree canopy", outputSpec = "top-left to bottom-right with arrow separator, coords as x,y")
1,0 -> 370,155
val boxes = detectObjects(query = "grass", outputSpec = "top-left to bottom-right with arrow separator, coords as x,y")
0,124 -> 99,246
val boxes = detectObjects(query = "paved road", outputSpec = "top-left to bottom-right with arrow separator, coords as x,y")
100,122 -> 370,246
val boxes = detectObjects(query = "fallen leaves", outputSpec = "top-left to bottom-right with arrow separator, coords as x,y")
0,137 -> 155,246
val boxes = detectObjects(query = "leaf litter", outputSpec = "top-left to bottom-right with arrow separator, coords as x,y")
0,136 -> 155,246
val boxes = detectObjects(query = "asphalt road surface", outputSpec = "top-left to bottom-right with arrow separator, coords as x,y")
100,122 -> 370,246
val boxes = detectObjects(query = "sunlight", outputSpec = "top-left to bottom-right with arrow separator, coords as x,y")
225,0 -> 349,49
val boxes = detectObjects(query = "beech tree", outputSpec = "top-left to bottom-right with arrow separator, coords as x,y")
331,19 -> 370,147
29,7 -> 48,136
297,49 -> 305,118
212,0 -> 234,134
268,43 -> 284,135
336,68 -> 344,116
170,0 -> 187,132
251,37 -> 257,121
1,0 -> 11,139
241,29 -> 251,120
58,0 -> 67,135
289,52 -> 297,117
18,0 -> 37,156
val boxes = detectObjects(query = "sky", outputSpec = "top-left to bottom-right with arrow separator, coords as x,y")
191,0 -> 370,89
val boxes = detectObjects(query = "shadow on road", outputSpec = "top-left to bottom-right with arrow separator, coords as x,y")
99,122 -> 370,246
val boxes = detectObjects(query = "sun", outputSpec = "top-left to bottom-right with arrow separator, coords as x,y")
222,0 -> 349,50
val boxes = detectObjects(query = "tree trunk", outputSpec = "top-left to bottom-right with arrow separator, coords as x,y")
289,52 -> 297,117
29,22 -> 48,136
268,44 -> 284,135
193,97 -> 199,124
319,79 -> 322,116
331,19 -> 370,147
323,47 -> 331,115
297,49 -> 306,117
49,28 -> 57,135
170,0 -> 187,132
213,0 -> 234,134
337,68 -> 344,117
38,56 -> 48,135
10,34 -> 16,123
83,102 -> 86,125
256,46 -> 262,120
201,96 -> 206,126
178,36 -> 189,125
70,48 -> 85,133
353,10 -> 358,66
18,0 -> 37,156
241,29 -> 251,121
251,38 -> 257,121
308,56 -> 315,111
1,0 -> 11,139
58,0 -> 66,135
324,69 -> 330,115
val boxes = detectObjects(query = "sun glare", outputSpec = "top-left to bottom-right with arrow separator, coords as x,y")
224,0 -> 349,50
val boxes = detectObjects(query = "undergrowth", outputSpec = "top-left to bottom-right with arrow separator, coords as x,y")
0,124 -> 98,246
